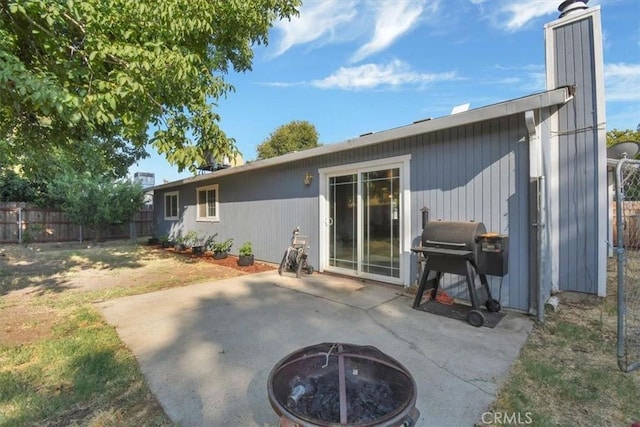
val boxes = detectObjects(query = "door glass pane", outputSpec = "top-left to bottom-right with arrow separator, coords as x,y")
329,174 -> 357,271
362,168 -> 400,278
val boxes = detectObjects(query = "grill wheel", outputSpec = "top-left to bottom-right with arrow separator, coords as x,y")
467,310 -> 485,327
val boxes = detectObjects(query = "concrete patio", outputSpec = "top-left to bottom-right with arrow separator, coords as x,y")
97,270 -> 533,426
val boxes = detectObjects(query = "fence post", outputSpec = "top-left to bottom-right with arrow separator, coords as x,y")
614,158 -> 640,373
17,207 -> 23,244
615,159 -> 627,371
130,220 -> 137,241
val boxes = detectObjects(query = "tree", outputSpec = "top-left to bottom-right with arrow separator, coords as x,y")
606,124 -> 640,147
256,120 -> 320,160
608,124 -> 640,200
47,173 -> 144,242
0,0 -> 301,173
0,169 -> 36,202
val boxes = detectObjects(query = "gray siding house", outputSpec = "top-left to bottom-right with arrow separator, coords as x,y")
152,5 -> 607,319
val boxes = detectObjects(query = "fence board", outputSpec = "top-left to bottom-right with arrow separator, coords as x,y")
0,202 -> 153,243
612,201 -> 640,248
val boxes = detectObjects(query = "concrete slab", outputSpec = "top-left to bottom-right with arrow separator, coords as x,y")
97,271 -> 533,427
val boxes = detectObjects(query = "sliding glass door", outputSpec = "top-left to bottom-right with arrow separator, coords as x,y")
328,174 -> 357,271
326,166 -> 402,280
362,168 -> 400,278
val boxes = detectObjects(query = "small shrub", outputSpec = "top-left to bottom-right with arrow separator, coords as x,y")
210,238 -> 233,253
239,241 -> 253,256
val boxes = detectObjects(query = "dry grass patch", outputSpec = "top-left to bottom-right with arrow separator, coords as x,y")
488,278 -> 640,426
0,240 -> 274,426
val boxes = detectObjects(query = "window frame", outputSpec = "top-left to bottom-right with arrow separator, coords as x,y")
164,191 -> 179,220
196,184 -> 219,222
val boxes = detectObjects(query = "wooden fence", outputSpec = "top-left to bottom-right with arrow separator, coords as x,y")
0,202 -> 154,243
613,200 -> 640,249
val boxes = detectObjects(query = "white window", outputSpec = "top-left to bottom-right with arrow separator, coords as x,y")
164,191 -> 179,220
197,184 -> 219,221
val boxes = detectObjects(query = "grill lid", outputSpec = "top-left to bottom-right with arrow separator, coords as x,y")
422,221 -> 487,252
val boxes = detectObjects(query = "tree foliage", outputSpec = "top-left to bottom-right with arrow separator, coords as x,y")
606,124 -> 640,147
0,0 -> 301,173
47,173 -> 143,242
0,169 -> 37,202
256,120 -> 320,160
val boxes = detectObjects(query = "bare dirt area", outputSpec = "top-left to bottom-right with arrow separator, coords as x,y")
0,304 -> 59,345
0,240 -> 275,346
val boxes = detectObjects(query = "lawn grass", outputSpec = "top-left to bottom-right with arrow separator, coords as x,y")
489,288 -> 640,426
2,242 -> 639,425
0,306 -> 169,426
0,241 -> 179,426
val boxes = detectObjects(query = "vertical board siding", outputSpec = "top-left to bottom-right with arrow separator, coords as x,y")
154,114 -> 531,311
408,115 -> 530,311
553,17 -> 599,294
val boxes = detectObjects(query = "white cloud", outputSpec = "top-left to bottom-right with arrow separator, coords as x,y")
497,1 -> 559,31
271,0 -> 441,61
472,0 -> 600,32
605,63 -> 640,102
469,0 -> 600,32
272,0 -> 358,57
351,0 -> 437,63
311,60 -> 457,90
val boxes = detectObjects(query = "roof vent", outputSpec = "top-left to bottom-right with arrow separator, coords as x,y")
558,0 -> 588,18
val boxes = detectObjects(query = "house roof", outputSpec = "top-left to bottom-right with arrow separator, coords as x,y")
151,86 -> 572,191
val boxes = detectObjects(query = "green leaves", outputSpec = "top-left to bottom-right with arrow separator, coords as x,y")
47,173 -> 144,241
257,120 -> 321,160
607,127 -> 640,148
1,0 -> 302,173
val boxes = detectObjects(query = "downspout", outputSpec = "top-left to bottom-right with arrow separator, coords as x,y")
526,110 -> 547,321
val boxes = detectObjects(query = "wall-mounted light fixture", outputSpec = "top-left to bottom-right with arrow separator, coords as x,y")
303,172 -> 313,186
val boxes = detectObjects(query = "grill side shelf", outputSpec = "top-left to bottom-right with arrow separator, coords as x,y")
411,246 -> 473,258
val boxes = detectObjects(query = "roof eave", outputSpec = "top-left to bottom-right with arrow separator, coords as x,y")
150,87 -> 572,191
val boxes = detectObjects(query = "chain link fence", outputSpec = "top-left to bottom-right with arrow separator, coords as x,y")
614,158 -> 640,372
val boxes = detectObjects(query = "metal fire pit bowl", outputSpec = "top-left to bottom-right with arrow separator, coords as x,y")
268,343 -> 419,427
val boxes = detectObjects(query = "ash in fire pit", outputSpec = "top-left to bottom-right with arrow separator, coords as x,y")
268,343 -> 420,427
288,372 -> 398,423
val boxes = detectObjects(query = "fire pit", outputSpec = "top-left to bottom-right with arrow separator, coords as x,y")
268,343 -> 419,427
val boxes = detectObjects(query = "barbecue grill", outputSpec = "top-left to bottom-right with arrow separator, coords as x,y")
411,221 -> 508,327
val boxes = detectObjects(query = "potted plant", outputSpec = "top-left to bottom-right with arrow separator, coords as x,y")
174,235 -> 187,252
191,233 -> 209,255
237,241 -> 254,266
210,238 -> 233,259
160,235 -> 173,248
183,230 -> 198,248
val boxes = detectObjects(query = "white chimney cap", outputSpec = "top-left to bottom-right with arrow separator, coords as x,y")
558,0 -> 589,18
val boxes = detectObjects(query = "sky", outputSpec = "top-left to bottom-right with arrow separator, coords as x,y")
130,0 -> 640,184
